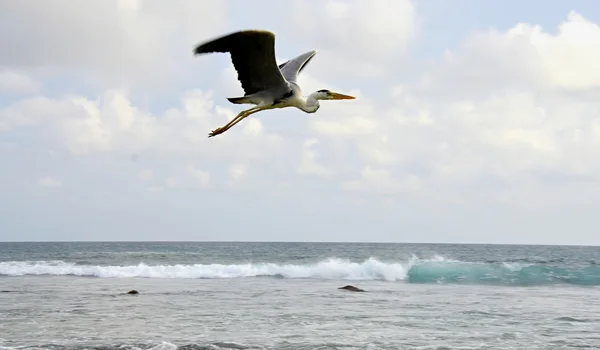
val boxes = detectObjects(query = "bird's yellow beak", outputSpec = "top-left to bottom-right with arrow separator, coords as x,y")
329,92 -> 356,100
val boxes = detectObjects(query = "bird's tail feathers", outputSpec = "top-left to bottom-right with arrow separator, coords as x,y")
227,96 -> 252,104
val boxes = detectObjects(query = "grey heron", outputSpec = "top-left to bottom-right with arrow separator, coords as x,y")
193,29 -> 356,138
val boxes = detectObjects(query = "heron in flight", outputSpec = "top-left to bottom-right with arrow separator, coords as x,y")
193,29 -> 356,138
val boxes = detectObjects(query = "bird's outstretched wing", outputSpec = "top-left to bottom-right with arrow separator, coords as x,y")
194,30 -> 289,96
278,50 -> 317,83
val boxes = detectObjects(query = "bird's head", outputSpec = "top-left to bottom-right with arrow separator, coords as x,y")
314,89 -> 356,101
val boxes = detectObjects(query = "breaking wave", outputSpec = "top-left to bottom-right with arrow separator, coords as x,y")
1,257 -> 599,286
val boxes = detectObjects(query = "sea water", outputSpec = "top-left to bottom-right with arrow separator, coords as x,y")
1,242 -> 599,349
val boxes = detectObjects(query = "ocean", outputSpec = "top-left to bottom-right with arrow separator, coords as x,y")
1,242 -> 599,349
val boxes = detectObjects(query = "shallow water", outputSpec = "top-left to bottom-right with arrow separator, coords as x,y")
1,242 -> 599,349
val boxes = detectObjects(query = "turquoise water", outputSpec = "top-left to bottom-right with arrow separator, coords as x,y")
1,242 -> 599,349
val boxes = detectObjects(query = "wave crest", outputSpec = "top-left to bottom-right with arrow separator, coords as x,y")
1,257 -> 599,286
0,257 -> 408,281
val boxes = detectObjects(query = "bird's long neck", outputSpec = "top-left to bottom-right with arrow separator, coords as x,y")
297,92 -> 320,113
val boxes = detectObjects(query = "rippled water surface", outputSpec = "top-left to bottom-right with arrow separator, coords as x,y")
1,242 -> 599,349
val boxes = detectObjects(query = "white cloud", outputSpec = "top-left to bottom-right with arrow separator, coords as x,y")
409,13 -> 600,183
421,11 -> 600,94
4,2 -> 600,243
165,164 -> 210,189
145,186 -> 164,193
38,177 -> 62,188
297,139 -> 331,177
4,8 -> 600,206
268,0 -> 417,82
286,11 -> 600,205
228,164 -> 247,186
0,1 -> 229,87
138,169 -> 153,182
0,88 -> 287,159
328,84 -> 600,202
341,165 -> 421,195
186,164 -> 210,188
0,70 -> 40,94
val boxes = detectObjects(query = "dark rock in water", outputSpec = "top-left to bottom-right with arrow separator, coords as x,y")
338,285 -> 366,292
127,290 -> 139,295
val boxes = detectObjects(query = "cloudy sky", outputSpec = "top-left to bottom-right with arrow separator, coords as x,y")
2,0 -> 600,245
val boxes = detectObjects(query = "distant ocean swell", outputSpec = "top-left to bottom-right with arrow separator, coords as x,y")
0,342 -> 275,350
0,341 -> 342,350
1,257 -> 599,286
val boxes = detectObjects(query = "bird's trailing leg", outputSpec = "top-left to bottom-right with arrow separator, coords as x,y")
208,106 -> 266,137
208,107 -> 258,137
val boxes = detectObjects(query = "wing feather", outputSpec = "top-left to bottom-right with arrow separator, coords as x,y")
279,50 -> 317,83
194,30 -> 289,96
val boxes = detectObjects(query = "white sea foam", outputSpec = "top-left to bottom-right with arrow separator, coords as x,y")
502,262 -> 527,271
2,256 -> 593,285
0,257 -> 415,281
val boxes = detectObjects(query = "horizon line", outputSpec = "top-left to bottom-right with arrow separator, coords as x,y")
0,240 -> 598,247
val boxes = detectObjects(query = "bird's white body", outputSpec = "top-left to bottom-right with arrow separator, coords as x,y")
269,83 -> 322,113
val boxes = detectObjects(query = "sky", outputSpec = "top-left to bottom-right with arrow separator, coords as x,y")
2,0 -> 600,245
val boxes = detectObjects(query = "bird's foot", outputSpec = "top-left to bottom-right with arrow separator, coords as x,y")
208,127 -> 224,138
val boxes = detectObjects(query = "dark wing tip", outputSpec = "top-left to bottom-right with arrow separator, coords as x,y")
278,60 -> 289,69
193,29 -> 276,56
193,39 -> 225,56
242,29 -> 276,38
